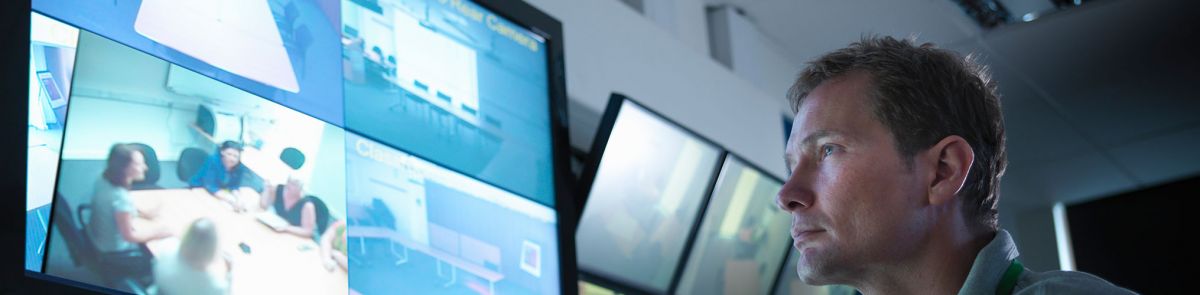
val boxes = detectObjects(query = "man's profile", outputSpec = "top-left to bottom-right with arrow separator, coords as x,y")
777,36 -> 1133,294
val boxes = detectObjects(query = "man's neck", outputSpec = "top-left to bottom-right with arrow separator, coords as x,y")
857,226 -> 995,295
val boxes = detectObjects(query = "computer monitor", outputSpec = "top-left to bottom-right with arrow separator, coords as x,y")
32,0 -> 345,124
345,132 -> 561,294
575,93 -> 725,294
40,29 -> 349,294
25,12 -> 80,273
341,0 -> 560,206
675,154 -> 791,295
15,0 -> 575,293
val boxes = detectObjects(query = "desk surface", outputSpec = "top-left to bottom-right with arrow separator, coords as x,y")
133,0 -> 299,93
131,188 -> 347,295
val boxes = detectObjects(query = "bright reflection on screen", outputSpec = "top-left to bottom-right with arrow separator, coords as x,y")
575,101 -> 722,293
676,156 -> 790,295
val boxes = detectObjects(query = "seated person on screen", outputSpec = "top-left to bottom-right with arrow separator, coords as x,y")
154,218 -> 232,295
320,219 -> 348,272
88,144 -> 174,277
190,141 -> 262,210
259,177 -> 319,238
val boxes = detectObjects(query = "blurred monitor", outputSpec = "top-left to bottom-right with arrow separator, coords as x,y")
341,0 -> 556,205
26,11 -> 80,273
41,29 -> 349,295
676,155 -> 791,295
345,133 -> 561,294
770,249 -> 859,295
575,93 -> 724,294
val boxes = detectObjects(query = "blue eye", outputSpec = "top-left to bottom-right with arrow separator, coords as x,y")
821,145 -> 836,159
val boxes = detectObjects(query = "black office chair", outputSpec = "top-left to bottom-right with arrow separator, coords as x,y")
177,147 -> 209,182
129,143 -> 162,190
52,195 -> 151,294
348,198 -> 405,266
280,147 -> 306,170
52,194 -> 97,268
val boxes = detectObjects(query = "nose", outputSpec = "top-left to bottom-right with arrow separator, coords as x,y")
776,167 -> 814,212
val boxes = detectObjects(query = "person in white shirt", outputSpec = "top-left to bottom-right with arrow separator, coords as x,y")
153,218 -> 231,295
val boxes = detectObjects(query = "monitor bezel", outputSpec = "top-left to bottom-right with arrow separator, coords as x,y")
574,92 -> 729,295
5,0 -> 578,293
673,152 -> 793,295
455,1 -> 577,293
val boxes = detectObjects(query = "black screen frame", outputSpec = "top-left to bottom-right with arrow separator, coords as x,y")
678,152 -> 792,295
472,1 -> 578,294
5,0 -> 578,293
574,92 -> 729,295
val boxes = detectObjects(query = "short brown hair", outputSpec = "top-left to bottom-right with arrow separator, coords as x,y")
788,35 -> 1007,232
102,143 -> 143,188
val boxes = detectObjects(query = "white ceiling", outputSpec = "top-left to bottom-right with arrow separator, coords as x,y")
710,0 -> 1200,211
706,0 -> 982,65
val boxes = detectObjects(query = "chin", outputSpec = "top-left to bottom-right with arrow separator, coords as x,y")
795,248 -> 839,286
796,266 -> 835,286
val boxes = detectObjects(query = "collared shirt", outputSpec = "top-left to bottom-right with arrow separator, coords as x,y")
188,154 -> 263,194
957,230 -> 1137,295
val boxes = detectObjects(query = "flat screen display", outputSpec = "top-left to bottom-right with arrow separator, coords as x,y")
32,0 -> 345,125
26,11 -> 80,273
676,155 -> 790,295
345,133 -> 560,294
575,99 -> 723,293
341,0 -> 555,205
23,0 -> 570,293
42,29 -> 349,294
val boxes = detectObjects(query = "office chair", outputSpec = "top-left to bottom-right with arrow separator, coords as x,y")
52,194 -> 151,294
177,147 -> 209,182
280,147 -> 306,170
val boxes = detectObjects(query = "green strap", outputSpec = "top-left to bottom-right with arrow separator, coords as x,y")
996,259 -> 1024,295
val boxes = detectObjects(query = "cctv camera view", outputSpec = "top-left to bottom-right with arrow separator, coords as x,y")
41,29 -> 349,294
345,132 -> 561,295
32,0 -> 345,124
26,12 -> 80,273
341,0 -> 555,205
676,156 -> 791,295
575,101 -> 723,293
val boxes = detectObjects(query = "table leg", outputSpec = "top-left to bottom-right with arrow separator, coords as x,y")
442,266 -> 457,287
389,241 -> 408,265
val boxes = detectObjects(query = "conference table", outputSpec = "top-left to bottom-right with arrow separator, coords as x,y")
133,0 -> 299,93
349,226 -> 505,295
130,188 -> 347,295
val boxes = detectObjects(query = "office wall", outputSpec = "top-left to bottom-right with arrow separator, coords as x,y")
707,6 -> 804,104
525,0 -> 795,178
1012,207 -> 1061,272
641,0 -> 710,57
62,32 -> 207,161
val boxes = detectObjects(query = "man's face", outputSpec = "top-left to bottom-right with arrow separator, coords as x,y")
220,148 -> 241,171
778,71 -> 931,285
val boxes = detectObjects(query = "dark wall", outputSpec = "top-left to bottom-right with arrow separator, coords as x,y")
1068,175 -> 1198,293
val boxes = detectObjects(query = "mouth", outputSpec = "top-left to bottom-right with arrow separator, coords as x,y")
791,229 -> 825,246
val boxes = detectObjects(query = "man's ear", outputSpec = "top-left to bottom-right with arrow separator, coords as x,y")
927,135 -> 974,206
